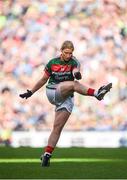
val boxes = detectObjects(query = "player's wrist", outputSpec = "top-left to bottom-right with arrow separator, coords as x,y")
26,90 -> 33,97
28,90 -> 33,95
29,90 -> 33,94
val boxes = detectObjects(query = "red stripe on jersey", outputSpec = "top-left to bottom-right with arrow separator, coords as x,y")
51,64 -> 72,72
44,69 -> 50,77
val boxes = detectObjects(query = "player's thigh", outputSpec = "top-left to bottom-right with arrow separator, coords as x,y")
58,81 -> 74,99
53,109 -> 71,130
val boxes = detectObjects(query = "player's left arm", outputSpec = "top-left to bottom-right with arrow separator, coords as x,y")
72,57 -> 82,80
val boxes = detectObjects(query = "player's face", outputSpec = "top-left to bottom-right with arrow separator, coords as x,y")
61,48 -> 73,62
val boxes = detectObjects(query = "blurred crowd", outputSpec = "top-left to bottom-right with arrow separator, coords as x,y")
0,0 -> 127,141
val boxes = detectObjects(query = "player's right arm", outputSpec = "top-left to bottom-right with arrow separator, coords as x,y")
31,72 -> 49,94
19,72 -> 49,99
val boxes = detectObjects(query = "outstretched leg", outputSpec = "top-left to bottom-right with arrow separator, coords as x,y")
58,81 -> 112,101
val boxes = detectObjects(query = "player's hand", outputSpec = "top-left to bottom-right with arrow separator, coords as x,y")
74,72 -> 82,80
19,90 -> 33,99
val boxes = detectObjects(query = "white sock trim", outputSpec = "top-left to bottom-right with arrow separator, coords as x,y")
44,152 -> 51,156
94,90 -> 98,96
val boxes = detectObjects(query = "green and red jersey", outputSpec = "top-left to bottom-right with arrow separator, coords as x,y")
44,56 -> 80,87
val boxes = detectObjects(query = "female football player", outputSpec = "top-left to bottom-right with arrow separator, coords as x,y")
19,40 -> 112,167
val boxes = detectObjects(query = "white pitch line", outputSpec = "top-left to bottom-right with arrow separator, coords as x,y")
0,158 -> 126,163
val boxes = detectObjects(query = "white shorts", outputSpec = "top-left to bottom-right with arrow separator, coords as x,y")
46,87 -> 74,113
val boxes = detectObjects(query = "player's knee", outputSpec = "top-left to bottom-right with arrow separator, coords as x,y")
69,82 -> 75,91
69,81 -> 79,91
67,81 -> 79,92
73,80 -> 80,91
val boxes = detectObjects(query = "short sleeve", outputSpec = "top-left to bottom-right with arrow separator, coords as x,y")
44,61 -> 52,77
72,56 -> 81,70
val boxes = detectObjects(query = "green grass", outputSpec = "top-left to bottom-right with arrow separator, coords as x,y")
0,147 -> 127,179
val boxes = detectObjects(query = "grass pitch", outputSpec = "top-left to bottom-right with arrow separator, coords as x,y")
0,147 -> 127,179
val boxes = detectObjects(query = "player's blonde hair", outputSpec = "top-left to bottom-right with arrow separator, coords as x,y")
61,40 -> 74,51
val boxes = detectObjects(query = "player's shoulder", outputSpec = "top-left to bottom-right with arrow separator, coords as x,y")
72,56 -> 79,62
48,56 -> 60,63
71,56 -> 80,65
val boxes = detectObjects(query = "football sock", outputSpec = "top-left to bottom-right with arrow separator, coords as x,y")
44,145 -> 54,155
87,88 -> 95,96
